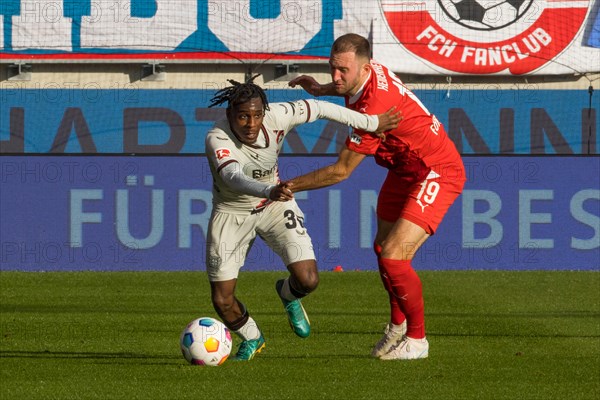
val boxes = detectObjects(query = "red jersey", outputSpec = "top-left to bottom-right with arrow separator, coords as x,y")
345,61 -> 464,184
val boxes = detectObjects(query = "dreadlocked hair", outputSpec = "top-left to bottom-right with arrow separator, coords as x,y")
208,74 -> 269,111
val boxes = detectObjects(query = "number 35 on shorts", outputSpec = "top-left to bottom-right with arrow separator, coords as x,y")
284,210 -> 306,235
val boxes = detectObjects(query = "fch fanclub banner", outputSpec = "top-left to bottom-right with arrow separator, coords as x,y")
0,156 -> 598,271
1,0 -> 599,75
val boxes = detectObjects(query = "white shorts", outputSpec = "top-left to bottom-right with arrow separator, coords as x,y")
206,200 -> 316,282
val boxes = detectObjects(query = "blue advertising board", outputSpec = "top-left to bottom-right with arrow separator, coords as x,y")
1,89 -> 597,155
1,156 -> 598,271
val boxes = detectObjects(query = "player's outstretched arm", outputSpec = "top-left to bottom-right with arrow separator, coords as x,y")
289,75 -> 338,97
306,100 -> 400,134
286,147 -> 366,193
219,162 -> 276,199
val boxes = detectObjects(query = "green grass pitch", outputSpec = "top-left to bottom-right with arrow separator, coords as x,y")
1,271 -> 599,400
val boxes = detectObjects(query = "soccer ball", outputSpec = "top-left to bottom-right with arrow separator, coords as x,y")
439,0 -> 534,31
180,317 -> 233,366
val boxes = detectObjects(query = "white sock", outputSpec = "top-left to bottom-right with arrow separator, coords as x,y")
234,316 -> 261,341
390,323 -> 405,333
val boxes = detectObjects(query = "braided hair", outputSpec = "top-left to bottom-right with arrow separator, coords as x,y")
208,74 -> 269,112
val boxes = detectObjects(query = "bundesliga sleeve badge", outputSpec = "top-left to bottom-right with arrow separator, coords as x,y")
215,148 -> 231,160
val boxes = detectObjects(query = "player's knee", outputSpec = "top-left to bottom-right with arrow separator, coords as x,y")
299,270 -> 319,294
380,240 -> 416,260
292,268 -> 319,294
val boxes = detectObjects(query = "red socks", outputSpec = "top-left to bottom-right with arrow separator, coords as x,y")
374,244 -> 406,326
378,263 -> 406,326
378,257 -> 426,339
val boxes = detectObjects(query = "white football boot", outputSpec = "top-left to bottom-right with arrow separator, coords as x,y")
379,336 -> 429,360
370,321 -> 407,358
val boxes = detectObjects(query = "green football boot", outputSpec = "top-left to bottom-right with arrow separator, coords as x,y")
275,279 -> 311,338
232,335 -> 265,361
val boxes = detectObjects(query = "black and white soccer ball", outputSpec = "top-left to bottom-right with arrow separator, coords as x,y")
439,0 -> 534,31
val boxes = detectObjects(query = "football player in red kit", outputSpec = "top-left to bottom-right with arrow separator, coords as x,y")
286,33 -> 466,360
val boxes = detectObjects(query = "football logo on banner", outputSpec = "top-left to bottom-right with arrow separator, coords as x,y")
381,0 -> 589,74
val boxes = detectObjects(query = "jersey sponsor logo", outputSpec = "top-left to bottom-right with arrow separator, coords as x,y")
381,0 -> 589,74
350,133 -> 362,144
252,163 -> 277,179
215,148 -> 231,160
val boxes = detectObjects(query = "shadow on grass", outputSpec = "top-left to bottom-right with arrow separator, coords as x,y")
260,354 -> 373,360
0,349 -> 373,363
308,328 -> 600,338
0,350 -> 180,361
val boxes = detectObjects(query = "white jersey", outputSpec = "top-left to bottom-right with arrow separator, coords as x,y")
205,99 -> 378,214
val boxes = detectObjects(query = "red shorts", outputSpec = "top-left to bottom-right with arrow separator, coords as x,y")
377,164 -> 466,235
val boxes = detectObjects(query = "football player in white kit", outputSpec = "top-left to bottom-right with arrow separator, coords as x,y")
205,75 -> 399,360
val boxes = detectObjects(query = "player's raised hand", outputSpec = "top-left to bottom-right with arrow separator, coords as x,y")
375,106 -> 402,139
269,182 -> 294,202
288,75 -> 322,97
